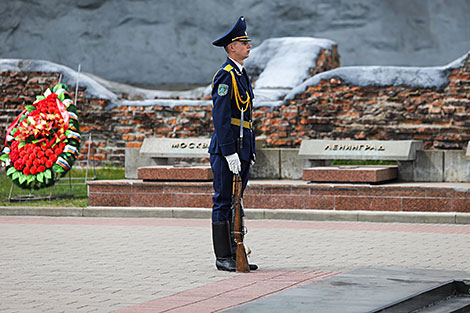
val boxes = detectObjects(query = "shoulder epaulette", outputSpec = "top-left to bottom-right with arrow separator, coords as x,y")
223,64 -> 234,72
212,64 -> 234,88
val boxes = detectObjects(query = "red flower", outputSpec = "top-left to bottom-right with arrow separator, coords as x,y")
54,148 -> 62,155
26,160 -> 33,168
46,149 -> 53,157
38,165 -> 46,173
33,159 -> 40,167
30,167 -> 38,175
37,151 -> 45,158
50,154 -> 58,162
46,160 -> 53,168
40,157 -> 48,164
23,167 -> 31,176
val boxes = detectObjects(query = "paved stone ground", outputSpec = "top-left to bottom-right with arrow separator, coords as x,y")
1,216 -> 470,312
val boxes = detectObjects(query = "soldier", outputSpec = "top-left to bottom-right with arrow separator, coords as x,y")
209,16 -> 258,272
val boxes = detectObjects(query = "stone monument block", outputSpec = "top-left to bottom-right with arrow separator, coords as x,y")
140,138 -> 210,158
299,140 -> 423,161
137,138 -> 211,181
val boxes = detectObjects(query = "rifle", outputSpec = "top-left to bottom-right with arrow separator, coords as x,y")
232,137 -> 250,272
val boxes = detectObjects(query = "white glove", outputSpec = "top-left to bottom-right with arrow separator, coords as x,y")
225,153 -> 241,174
250,154 -> 256,166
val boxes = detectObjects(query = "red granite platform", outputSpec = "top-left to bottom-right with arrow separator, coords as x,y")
303,166 -> 398,183
137,165 -> 212,181
87,180 -> 470,212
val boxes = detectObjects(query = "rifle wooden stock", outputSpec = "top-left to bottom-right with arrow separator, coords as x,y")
232,175 -> 250,273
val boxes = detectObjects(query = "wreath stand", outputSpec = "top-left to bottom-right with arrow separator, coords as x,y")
8,133 -> 96,202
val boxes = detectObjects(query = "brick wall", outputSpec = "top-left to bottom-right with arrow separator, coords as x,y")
2,52 -> 469,167
283,54 -> 470,149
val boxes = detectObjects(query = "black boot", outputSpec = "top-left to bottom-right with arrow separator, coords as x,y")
212,220 -> 236,272
230,220 -> 258,271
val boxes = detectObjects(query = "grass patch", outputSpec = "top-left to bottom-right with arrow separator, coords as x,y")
0,167 -> 125,207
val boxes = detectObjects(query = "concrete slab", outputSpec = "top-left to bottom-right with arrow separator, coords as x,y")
250,148 -> 280,179
125,147 -> 161,179
445,150 -> 470,182
280,148 -> 310,180
223,268 -> 470,313
414,150 -> 444,182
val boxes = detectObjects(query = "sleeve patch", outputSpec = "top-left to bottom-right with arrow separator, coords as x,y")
217,84 -> 229,96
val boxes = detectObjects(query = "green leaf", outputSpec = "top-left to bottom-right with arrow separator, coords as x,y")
10,128 -> 18,136
6,167 -> 16,176
58,92 -> 65,101
37,172 -> 44,183
12,171 -> 20,180
19,174 -> 27,184
53,164 -> 65,173
27,175 -> 35,184
18,142 -> 25,149
0,154 -> 9,161
44,169 -> 52,179
25,105 -> 36,113
36,95 -> 46,101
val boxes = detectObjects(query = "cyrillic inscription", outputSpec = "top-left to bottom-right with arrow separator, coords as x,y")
171,142 -> 209,149
324,144 -> 385,152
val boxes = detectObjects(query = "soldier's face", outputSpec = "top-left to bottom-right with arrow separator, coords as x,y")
230,41 -> 251,61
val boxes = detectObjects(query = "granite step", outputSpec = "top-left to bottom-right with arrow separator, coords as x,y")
303,165 -> 398,183
138,165 -> 212,181
87,179 -> 470,213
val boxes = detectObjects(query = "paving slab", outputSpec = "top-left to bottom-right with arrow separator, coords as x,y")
1,216 -> 470,312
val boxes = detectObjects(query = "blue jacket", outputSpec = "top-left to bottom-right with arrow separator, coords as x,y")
209,58 -> 255,162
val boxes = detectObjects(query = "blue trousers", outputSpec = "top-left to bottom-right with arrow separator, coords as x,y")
210,153 -> 250,222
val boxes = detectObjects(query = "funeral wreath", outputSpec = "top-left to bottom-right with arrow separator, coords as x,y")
1,83 -> 81,189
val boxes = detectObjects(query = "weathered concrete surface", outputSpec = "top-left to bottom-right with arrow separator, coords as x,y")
445,150 -> 470,182
413,150 -> 444,182
1,0 -> 469,86
124,148 -> 161,179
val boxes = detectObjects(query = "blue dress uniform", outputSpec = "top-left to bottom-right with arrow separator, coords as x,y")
209,58 -> 255,222
209,16 -> 258,272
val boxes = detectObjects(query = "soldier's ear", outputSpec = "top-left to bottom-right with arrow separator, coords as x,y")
226,43 -> 235,53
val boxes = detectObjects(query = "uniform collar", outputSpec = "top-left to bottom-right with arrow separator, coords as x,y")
229,57 -> 244,74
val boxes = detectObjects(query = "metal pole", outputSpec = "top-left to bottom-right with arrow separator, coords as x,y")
74,64 -> 81,108
85,133 -> 92,184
